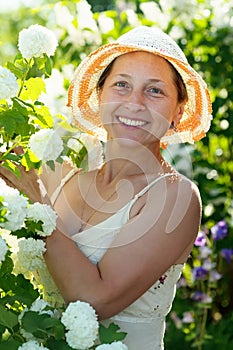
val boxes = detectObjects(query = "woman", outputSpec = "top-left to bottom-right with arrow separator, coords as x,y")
1,26 -> 212,349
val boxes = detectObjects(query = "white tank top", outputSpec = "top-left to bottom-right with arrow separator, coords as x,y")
47,169 -> 184,349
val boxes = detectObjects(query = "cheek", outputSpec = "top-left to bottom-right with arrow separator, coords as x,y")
150,113 -> 170,140
99,101 -> 118,131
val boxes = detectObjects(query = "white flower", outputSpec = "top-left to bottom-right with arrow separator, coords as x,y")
68,132 -> 103,170
0,179 -> 28,231
30,298 -> 55,316
18,24 -> 58,59
0,66 -> 19,100
26,203 -> 57,237
17,237 -> 46,271
96,342 -> 128,350
29,128 -> 63,162
61,300 -> 98,349
0,236 -> 8,262
18,340 -> 49,350
76,0 -> 98,31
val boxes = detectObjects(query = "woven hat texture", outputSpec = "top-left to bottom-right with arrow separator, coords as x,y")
67,26 -> 212,147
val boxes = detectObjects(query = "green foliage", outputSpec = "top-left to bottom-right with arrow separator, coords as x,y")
0,0 -> 233,348
99,323 -> 127,344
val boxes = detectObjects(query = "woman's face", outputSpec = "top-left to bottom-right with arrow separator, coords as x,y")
99,51 -> 185,147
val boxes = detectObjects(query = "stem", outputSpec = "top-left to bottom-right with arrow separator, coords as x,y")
0,142 -> 19,162
17,58 -> 33,98
197,305 -> 208,350
197,279 -> 211,350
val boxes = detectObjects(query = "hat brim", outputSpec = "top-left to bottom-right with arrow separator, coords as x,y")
68,43 -> 212,148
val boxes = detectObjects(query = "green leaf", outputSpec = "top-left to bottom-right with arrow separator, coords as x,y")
0,99 -> 32,137
0,274 -> 39,306
57,116 -> 80,133
0,338 -> 22,350
99,322 -> 127,344
1,160 -> 21,179
6,61 -> 24,79
12,98 -> 29,117
45,54 -> 52,77
0,253 -> 14,276
32,105 -> 54,128
19,77 -> 46,102
0,305 -> 18,330
46,338 -> 73,350
9,227 -> 29,239
21,149 -> 41,171
22,311 -> 65,341
0,110 -> 25,137
46,160 -> 55,171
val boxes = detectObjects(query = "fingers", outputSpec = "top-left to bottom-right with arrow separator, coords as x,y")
13,146 -> 24,155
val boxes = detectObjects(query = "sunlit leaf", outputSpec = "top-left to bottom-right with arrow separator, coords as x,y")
19,77 -> 46,102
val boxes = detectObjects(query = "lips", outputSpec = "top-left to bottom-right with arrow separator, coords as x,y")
117,116 -> 148,127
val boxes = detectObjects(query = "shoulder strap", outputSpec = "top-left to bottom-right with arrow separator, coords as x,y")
50,168 -> 79,205
133,173 -> 175,200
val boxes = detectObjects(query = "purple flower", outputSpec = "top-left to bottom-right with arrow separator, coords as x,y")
220,248 -> 233,264
195,230 -> 207,247
191,291 -> 212,303
182,311 -> 194,323
199,246 -> 212,259
211,220 -> 228,241
209,269 -> 222,282
193,266 -> 208,280
170,312 -> 182,329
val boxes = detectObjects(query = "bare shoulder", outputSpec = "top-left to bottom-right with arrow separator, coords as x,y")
127,173 -> 202,244
39,161 -> 77,198
149,173 -> 202,236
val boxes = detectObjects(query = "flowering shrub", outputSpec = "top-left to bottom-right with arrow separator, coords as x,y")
167,220 -> 233,349
0,24 -> 125,350
0,22 -> 103,174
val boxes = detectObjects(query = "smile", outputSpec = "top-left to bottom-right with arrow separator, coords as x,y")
118,116 -> 148,127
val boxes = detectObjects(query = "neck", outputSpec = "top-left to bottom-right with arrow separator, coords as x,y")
102,138 -> 166,184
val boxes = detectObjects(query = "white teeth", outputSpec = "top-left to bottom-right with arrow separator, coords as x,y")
118,116 -> 147,127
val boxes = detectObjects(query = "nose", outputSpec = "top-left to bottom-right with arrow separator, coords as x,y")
124,90 -> 146,112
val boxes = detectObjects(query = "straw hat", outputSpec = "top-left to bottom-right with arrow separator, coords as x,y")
67,26 -> 212,147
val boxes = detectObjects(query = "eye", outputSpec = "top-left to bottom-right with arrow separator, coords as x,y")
147,87 -> 163,95
115,81 -> 128,88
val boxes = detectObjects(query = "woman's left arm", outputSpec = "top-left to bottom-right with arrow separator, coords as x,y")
44,177 -> 201,320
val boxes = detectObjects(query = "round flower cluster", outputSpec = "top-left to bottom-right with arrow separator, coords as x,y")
26,203 -> 57,237
18,24 -> 58,59
96,341 -> 128,350
0,179 -> 57,238
0,66 -> 19,100
29,128 -> 63,162
0,236 -> 8,263
17,237 -> 46,271
61,300 -> 99,349
18,340 -> 49,350
0,178 -> 28,231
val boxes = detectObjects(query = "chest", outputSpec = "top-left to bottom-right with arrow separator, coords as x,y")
53,173 -> 148,235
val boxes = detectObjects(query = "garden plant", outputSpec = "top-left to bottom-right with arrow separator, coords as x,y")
0,1 -> 232,349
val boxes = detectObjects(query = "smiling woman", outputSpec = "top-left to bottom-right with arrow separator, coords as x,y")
98,52 -> 185,145
1,26 -> 212,350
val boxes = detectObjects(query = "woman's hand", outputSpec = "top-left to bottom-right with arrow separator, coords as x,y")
0,162 -> 43,204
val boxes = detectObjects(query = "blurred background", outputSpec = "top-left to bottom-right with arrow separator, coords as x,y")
0,0 -> 232,348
